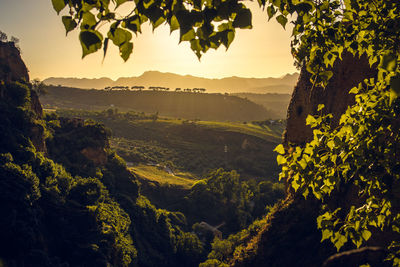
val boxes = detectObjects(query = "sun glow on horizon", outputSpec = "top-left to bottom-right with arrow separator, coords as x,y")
0,0 -> 297,80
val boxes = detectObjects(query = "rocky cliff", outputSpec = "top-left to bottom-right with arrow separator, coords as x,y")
284,52 -> 376,146
0,41 -> 45,152
0,42 -> 29,83
229,54 -> 392,267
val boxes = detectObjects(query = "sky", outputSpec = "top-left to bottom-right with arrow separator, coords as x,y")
0,0 -> 297,80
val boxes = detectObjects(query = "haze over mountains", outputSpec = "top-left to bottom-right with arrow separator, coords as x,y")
44,71 -> 299,94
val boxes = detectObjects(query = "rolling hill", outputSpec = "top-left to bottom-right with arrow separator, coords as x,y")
233,93 -> 292,119
40,86 -> 281,121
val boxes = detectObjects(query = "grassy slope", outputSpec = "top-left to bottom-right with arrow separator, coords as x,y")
129,165 -> 196,189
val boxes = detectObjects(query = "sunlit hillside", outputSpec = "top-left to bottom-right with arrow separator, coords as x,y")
40,85 -> 282,120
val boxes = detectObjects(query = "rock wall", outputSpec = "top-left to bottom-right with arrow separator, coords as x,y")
0,42 -> 29,83
231,55 -> 385,267
0,41 -> 45,151
284,52 -> 376,146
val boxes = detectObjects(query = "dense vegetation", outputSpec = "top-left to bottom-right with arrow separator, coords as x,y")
52,108 -> 285,237
40,86 -> 276,122
0,76 -> 286,266
0,81 -> 206,266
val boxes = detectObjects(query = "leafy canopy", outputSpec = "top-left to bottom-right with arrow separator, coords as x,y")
51,0 -> 254,60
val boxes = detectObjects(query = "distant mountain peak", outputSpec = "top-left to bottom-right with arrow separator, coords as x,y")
44,71 -> 299,94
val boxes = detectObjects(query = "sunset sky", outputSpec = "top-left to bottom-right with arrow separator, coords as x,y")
0,0 -> 297,80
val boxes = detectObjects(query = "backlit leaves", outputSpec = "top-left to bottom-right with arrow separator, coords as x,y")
274,144 -> 285,155
276,15 -> 287,29
232,8 -> 252,29
124,15 -> 142,34
115,0 -> 130,7
108,28 -> 132,46
169,16 -> 180,33
52,0 -> 256,61
79,30 -> 103,58
379,52 -> 397,73
120,42 -> 133,62
62,16 -> 77,35
278,80 -> 400,256
180,29 -> 195,43
51,0 -> 66,14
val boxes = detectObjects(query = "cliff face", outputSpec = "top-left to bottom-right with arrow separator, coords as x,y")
0,41 -> 45,152
0,42 -> 29,83
284,53 -> 376,146
231,55 -> 388,267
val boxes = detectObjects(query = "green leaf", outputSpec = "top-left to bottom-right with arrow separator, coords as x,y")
276,155 -> 287,165
52,0 -> 66,14
267,6 -> 276,20
274,144 -> 285,155
333,233 -> 347,251
103,38 -> 109,59
299,159 -> 307,169
218,22 -> 233,32
147,7 -> 165,30
79,30 -> 103,58
379,52 -> 397,72
62,16 -> 77,35
119,42 -> 133,61
180,28 -> 195,42
143,0 -> 155,9
390,74 -> 400,97
190,39 -> 202,59
349,86 -> 359,94
108,28 -> 132,46
170,16 -> 180,33
321,229 -> 332,242
257,0 -> 266,7
115,0 -> 130,7
294,2 -> 313,13
232,8 -> 252,29
124,16 -> 141,34
306,115 -> 317,126
221,30 -> 235,49
276,15 -> 288,29
361,230 -> 371,241
327,140 -> 335,150
291,179 -> 300,191
81,12 -> 97,29
152,17 -> 166,29
320,70 -> 333,81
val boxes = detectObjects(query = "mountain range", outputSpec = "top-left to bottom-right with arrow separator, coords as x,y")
43,71 -> 299,94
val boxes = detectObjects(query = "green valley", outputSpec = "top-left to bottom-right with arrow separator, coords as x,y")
53,109 -> 284,180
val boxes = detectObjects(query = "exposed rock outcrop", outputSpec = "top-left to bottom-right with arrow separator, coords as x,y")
231,54 -> 387,267
80,147 -> 108,165
284,53 -> 376,146
0,42 -> 29,83
0,41 -> 45,152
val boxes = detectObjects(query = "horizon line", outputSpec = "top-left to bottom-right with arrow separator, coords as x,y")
42,70 -> 300,82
